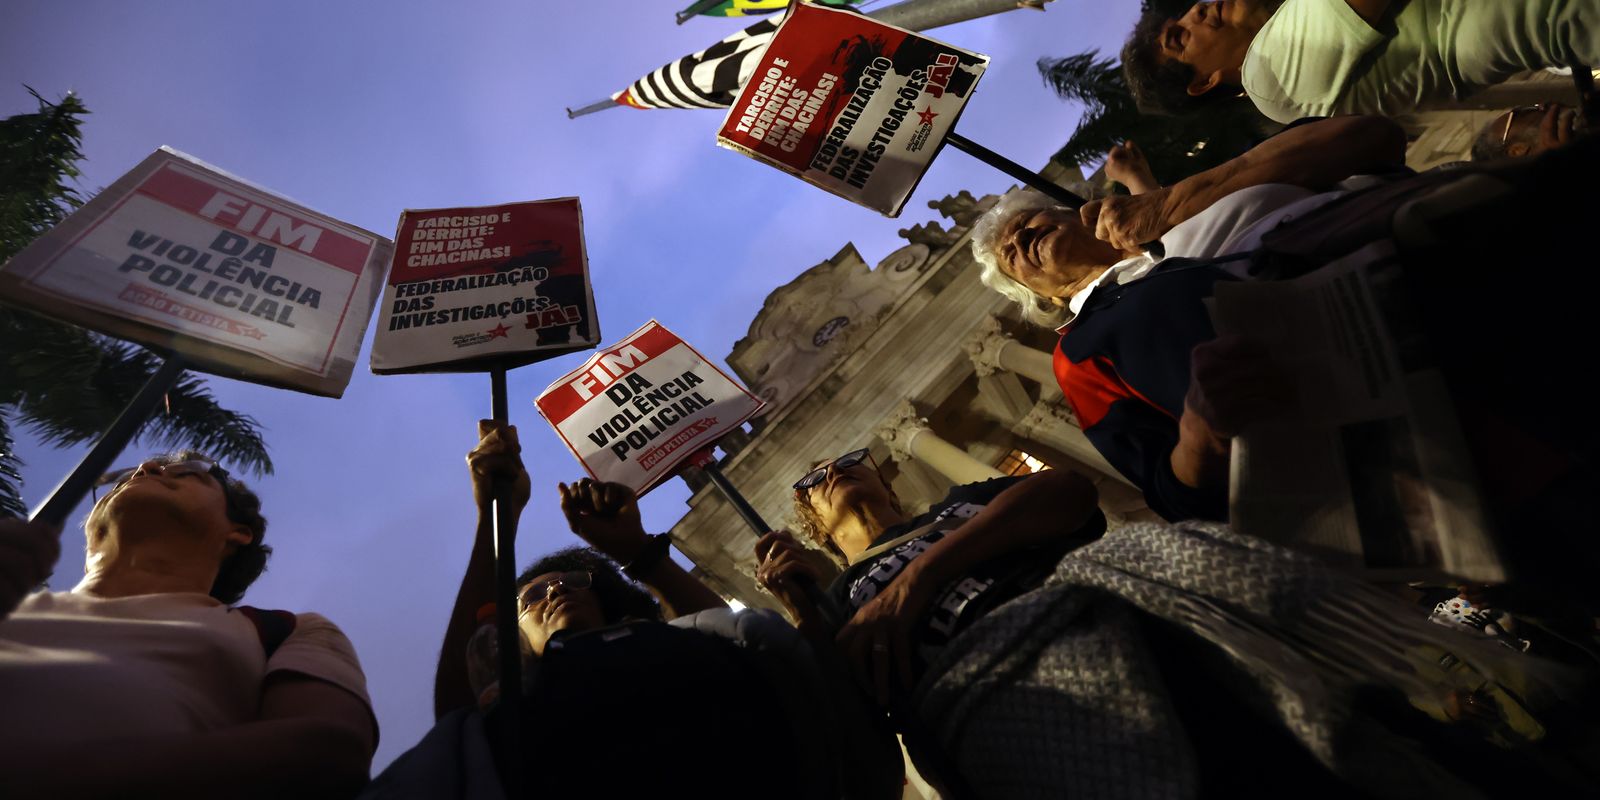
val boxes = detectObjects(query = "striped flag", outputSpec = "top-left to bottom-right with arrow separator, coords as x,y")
612,17 -> 781,109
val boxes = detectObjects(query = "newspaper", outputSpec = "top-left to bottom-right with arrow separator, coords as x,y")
1211,241 -> 1504,582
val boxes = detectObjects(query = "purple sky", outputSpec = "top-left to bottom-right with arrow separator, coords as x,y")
3,0 -> 1137,769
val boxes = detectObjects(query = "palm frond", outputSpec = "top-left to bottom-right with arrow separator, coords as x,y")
4,310 -> 272,475
0,414 -> 25,518
1037,51 -> 1127,114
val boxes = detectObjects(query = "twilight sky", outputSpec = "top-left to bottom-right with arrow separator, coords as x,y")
3,0 -> 1137,769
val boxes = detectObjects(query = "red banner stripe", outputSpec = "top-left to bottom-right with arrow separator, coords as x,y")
536,323 -> 684,423
137,165 -> 372,275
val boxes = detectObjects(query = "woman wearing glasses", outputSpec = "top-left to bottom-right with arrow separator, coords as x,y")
755,449 -> 1590,797
761,448 -> 1104,710
0,452 -> 377,798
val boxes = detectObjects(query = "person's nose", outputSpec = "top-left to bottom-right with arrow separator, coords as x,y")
545,578 -> 573,601
132,459 -> 167,478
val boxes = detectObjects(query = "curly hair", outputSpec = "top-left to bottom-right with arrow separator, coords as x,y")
1122,8 -> 1230,116
789,458 -> 904,565
970,189 -> 1077,330
90,450 -> 271,604
518,546 -> 663,624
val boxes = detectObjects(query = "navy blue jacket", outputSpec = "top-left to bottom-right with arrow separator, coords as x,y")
1052,258 -> 1239,522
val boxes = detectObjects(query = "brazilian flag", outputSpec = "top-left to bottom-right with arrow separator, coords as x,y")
679,0 -> 859,19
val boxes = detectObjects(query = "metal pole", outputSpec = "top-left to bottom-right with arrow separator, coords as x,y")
488,367 -> 523,799
566,99 -> 620,119
868,0 -> 1052,31
1572,61 -> 1597,127
571,0 -> 1054,120
947,130 -> 1165,256
693,452 -> 844,629
946,131 -> 1085,209
30,354 -> 187,527
676,0 -> 728,24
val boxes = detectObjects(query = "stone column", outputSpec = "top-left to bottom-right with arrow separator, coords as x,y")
875,401 -> 1004,485
964,315 -> 1057,390
1012,400 -> 1132,487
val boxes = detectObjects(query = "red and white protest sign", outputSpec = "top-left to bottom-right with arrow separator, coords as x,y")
716,2 -> 989,217
371,198 -> 600,374
0,148 -> 390,397
536,320 -> 764,495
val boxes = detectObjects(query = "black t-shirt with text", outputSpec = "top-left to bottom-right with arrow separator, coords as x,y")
828,475 -> 1106,677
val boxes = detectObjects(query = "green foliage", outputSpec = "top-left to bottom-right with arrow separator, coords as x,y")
0,89 -> 272,518
1038,50 -> 1273,188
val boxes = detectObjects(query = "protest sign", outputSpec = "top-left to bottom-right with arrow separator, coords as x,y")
536,320 -> 764,495
0,147 -> 389,398
715,1 -> 989,216
370,198 -> 599,374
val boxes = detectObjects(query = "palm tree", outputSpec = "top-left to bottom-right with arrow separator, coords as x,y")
0,89 -> 272,518
1037,50 -> 1273,189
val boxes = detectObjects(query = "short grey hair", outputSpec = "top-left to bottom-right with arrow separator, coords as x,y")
970,189 -> 1074,329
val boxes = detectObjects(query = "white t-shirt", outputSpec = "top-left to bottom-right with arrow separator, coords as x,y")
0,590 -> 373,747
1242,0 -> 1600,123
1063,182 -> 1354,325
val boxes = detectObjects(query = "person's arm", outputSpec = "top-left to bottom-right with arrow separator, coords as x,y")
755,530 -> 842,651
0,675 -> 375,799
434,420 -> 531,720
835,470 -> 1100,704
559,479 -> 725,619
1170,335 -> 1294,492
1104,140 -> 1161,196
1080,115 -> 1407,251
0,517 -> 61,622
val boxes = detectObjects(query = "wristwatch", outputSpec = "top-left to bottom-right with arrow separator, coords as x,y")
622,533 -> 671,579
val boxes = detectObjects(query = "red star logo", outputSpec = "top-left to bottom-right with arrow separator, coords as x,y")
487,323 -> 511,339
917,106 -> 939,125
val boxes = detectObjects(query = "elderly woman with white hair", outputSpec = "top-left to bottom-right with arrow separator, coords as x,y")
969,114 -> 1408,520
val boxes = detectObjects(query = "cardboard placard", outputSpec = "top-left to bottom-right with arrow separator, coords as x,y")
0,147 -> 390,397
536,320 -> 764,495
371,198 -> 599,373
716,1 -> 989,217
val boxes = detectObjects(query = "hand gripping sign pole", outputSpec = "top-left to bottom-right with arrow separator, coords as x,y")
685,448 -> 843,629
941,134 -> 1166,258
487,366 -> 524,799
371,198 -> 601,800
28,355 -> 188,526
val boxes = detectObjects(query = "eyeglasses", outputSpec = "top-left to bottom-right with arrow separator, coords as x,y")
94,459 -> 238,520
99,459 -> 230,490
518,570 -> 594,608
1502,104 -> 1545,144
793,448 -> 873,491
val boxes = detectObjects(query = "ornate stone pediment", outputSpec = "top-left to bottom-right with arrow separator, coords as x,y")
728,243 -> 905,416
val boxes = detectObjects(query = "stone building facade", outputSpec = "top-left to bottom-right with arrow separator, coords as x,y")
664,189 -> 1152,611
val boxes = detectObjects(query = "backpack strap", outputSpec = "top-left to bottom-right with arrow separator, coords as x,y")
234,606 -> 298,659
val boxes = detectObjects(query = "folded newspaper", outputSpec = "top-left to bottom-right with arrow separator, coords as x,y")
1211,242 -> 1504,582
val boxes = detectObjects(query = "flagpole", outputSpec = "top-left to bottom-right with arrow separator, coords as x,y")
566,99 -> 619,119
676,0 -> 728,24
868,0 -> 1050,31
572,0 -> 1055,116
